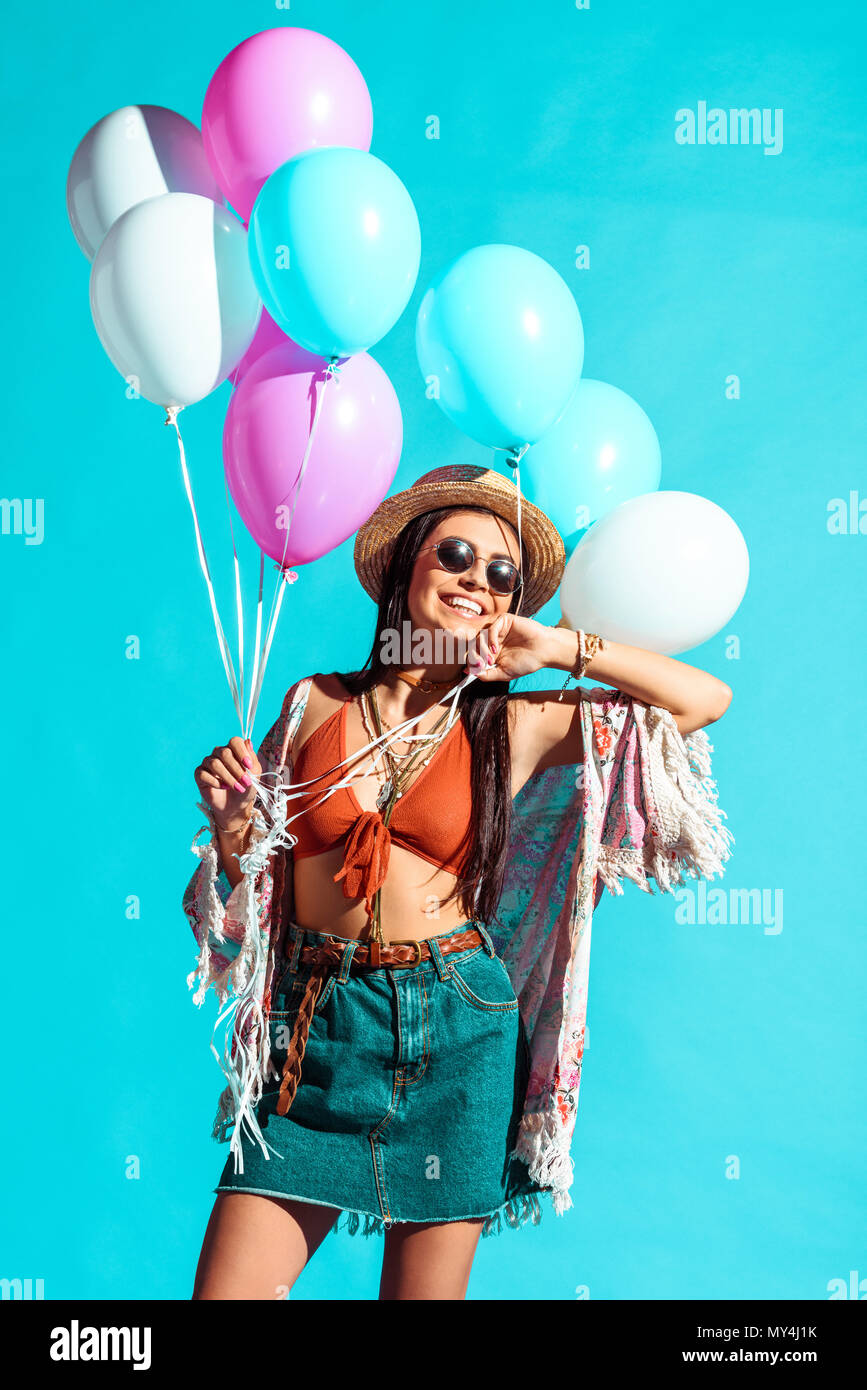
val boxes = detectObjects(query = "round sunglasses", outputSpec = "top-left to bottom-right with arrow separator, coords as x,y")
418,537 -> 523,596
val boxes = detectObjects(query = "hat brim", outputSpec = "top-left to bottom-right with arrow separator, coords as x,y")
353,467 -> 565,616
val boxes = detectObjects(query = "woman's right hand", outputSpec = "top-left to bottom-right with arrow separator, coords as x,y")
194,736 -> 263,832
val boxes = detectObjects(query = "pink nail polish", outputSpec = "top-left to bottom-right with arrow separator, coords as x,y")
242,773 -> 252,786
234,781 -> 245,792
243,756 -> 252,768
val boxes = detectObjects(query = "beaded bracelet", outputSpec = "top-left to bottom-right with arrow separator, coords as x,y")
557,628 -> 607,702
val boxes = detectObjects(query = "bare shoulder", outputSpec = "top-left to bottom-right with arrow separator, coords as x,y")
291,671 -> 350,757
311,670 -> 352,703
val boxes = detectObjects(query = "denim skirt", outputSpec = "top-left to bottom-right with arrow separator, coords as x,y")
213,920 -> 551,1238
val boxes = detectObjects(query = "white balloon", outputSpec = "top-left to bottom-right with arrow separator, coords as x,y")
89,192 -> 261,408
67,105 -> 224,261
559,490 -> 749,654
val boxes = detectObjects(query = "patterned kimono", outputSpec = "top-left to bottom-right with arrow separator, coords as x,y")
182,674 -> 734,1222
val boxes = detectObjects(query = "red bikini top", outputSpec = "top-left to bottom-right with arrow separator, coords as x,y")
289,696 -> 474,917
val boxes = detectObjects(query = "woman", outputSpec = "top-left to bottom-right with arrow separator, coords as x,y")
183,464 -> 734,1300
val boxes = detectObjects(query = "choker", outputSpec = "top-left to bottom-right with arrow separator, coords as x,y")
395,669 -> 463,694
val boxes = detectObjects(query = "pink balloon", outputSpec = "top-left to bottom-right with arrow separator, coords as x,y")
202,27 -> 374,221
230,310 -> 318,385
224,343 -> 402,566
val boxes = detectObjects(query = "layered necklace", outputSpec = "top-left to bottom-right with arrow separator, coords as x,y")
359,683 -> 455,814
355,678 -> 463,944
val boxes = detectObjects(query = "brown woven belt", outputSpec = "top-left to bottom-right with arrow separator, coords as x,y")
274,926 -> 485,1117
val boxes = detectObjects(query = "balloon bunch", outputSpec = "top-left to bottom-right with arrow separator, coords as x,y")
413,244 -> 747,654
525,380 -> 749,653
413,242 -> 585,626
67,28 -> 418,737
69,25 -> 748,718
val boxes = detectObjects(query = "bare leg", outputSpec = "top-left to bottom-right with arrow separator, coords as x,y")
192,1192 -> 341,1300
379,1218 -> 485,1300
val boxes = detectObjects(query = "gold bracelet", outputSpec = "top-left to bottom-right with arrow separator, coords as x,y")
557,629 -> 607,702
213,812 -> 253,836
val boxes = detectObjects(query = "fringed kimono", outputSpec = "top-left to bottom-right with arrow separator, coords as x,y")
182,674 -> 734,1223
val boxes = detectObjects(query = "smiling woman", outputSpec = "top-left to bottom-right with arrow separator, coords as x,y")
184,464 -> 734,1300
374,519 -> 525,670
293,502 -> 532,939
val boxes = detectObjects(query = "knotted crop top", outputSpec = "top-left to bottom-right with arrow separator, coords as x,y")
289,696 -> 474,916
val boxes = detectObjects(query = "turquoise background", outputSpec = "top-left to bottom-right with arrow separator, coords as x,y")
1,0 -> 865,1301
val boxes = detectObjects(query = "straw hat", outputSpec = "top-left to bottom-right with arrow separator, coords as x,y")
353,465 -> 565,616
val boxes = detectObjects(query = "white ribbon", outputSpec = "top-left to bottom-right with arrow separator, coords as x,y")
166,406 -> 244,729
252,670 -> 479,837
166,364 -> 336,746
243,363 -> 338,739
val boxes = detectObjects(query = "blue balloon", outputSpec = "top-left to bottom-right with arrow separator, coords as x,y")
522,379 -> 662,558
415,244 -> 583,452
248,147 -> 421,358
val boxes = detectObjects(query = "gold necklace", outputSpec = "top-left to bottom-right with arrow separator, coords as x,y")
358,694 -> 411,778
364,696 -> 414,759
357,687 -> 455,945
367,687 -> 451,808
374,681 -> 448,749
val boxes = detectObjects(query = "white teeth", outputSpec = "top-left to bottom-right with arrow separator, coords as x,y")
443,596 -> 483,616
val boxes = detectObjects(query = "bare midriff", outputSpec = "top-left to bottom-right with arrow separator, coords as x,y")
292,843 -> 471,941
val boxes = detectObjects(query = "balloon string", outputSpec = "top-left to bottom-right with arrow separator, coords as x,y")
222,367 -> 247,728
244,549 -> 265,742
243,357 -> 340,740
222,470 -> 246,728
166,406 -> 243,728
504,444 -> 529,620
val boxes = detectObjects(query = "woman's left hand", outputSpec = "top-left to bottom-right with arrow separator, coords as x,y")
465,614 -> 559,682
